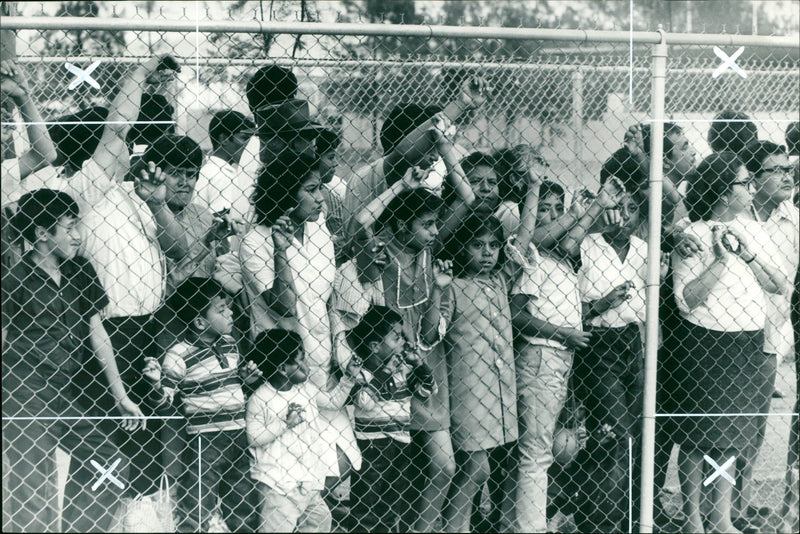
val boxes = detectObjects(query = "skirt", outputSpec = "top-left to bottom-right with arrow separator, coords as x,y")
672,322 -> 770,451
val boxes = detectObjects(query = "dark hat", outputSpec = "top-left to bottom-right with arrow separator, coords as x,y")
248,99 -> 323,138
246,65 -> 298,112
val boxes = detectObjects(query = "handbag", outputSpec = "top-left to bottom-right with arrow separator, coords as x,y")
109,474 -> 176,533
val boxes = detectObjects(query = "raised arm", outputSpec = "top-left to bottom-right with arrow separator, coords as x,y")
559,178 -> 625,259
514,169 -> 543,255
355,169 -> 422,231
0,61 -> 57,179
93,56 -> 179,183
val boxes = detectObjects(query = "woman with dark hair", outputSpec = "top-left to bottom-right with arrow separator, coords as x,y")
239,151 -> 363,503
672,151 -> 787,533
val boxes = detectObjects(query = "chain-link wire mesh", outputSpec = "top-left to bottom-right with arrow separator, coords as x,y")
1,6 -> 798,534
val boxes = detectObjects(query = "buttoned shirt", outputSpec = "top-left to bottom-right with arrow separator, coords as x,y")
72,158 -> 165,318
2,253 -> 108,388
746,200 -> 799,354
512,244 -> 583,350
673,218 -> 781,332
579,233 -> 648,328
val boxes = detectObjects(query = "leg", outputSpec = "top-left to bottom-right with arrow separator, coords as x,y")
678,447 -> 706,534
442,449 -> 490,533
179,433 -> 228,531
60,412 -> 130,533
296,490 -> 332,533
219,431 -> 259,533
3,418 -> 60,532
706,448 -> 741,534
487,443 -> 517,533
410,429 -> 456,532
515,345 -> 572,533
350,438 -> 396,533
258,482 -> 303,533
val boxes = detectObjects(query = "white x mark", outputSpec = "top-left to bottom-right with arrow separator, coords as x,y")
65,61 -> 101,90
703,455 -> 736,486
712,47 -> 747,79
90,458 -> 125,491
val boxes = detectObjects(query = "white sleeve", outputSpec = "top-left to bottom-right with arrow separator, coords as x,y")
1,159 -> 21,208
240,227 -> 275,294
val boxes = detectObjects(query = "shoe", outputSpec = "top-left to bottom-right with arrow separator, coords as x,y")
773,388 -> 786,398
204,513 -> 231,533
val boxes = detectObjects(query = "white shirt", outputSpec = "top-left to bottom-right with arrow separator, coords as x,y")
748,201 -> 798,355
194,155 -> 254,223
579,233 -> 648,328
240,215 -> 336,387
673,218 -> 781,332
246,378 -> 353,495
511,244 -> 582,349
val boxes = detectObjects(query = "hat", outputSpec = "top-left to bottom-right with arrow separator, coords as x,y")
249,99 -> 323,138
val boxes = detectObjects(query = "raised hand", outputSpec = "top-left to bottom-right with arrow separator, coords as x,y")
711,225 -> 730,262
624,123 -> 648,163
433,259 -> 453,288
134,161 -> 167,206
723,226 -> 754,261
458,76 -> 489,109
344,354 -> 365,381
596,176 -> 626,209
0,60 -> 29,103
285,403 -> 305,429
429,111 -> 456,147
402,165 -> 429,191
271,214 -> 294,251
238,360 -> 264,386
674,231 -> 704,258
144,54 -> 181,85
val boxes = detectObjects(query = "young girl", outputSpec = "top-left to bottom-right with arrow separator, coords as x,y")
428,168 -> 540,533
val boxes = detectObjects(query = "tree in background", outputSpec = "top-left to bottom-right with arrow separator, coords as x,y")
36,1 -> 128,113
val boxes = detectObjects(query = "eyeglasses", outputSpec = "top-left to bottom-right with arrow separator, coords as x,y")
759,165 -> 795,176
730,180 -> 751,187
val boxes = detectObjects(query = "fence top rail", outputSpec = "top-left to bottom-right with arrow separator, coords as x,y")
2,17 -> 799,49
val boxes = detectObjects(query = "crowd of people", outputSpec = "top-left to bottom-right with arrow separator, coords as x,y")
1,54 -> 798,534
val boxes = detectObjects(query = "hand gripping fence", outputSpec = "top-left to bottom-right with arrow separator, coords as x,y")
1,8 -> 798,534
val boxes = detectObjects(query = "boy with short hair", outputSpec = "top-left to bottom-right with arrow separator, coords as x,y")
246,329 -> 363,533
195,110 -> 255,224
2,189 -> 144,532
143,276 -> 262,532
346,305 -> 413,532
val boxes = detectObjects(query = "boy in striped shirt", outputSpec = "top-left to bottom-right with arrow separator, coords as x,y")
143,277 -> 262,532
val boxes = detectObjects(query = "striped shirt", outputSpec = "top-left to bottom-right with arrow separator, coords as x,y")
352,369 -> 411,443
162,335 -> 246,434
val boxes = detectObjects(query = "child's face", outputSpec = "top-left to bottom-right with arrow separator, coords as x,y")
354,232 -> 389,273
199,295 -> 234,337
283,350 -> 308,384
404,212 -> 439,251
46,216 -> 81,261
464,231 -> 502,275
374,322 -> 405,372
603,193 -> 641,240
536,193 -> 565,226
467,164 -> 500,213
292,171 -> 325,223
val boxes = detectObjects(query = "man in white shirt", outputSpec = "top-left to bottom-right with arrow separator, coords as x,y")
195,110 -> 255,224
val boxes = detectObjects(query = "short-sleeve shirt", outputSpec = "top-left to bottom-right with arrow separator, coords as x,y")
578,233 -> 648,328
673,218 -> 781,332
2,253 -> 108,388
512,244 -> 582,350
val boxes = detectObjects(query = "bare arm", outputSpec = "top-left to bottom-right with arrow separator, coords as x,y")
88,313 -> 146,431
0,61 -> 57,178
260,217 -> 297,317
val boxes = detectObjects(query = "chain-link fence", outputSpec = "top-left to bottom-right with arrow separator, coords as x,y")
1,8 -> 798,534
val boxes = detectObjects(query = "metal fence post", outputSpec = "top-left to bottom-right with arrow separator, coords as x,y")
640,27 -> 668,534
571,68 -> 584,158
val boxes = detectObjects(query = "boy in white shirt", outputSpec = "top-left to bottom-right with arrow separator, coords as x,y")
245,329 -> 363,532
